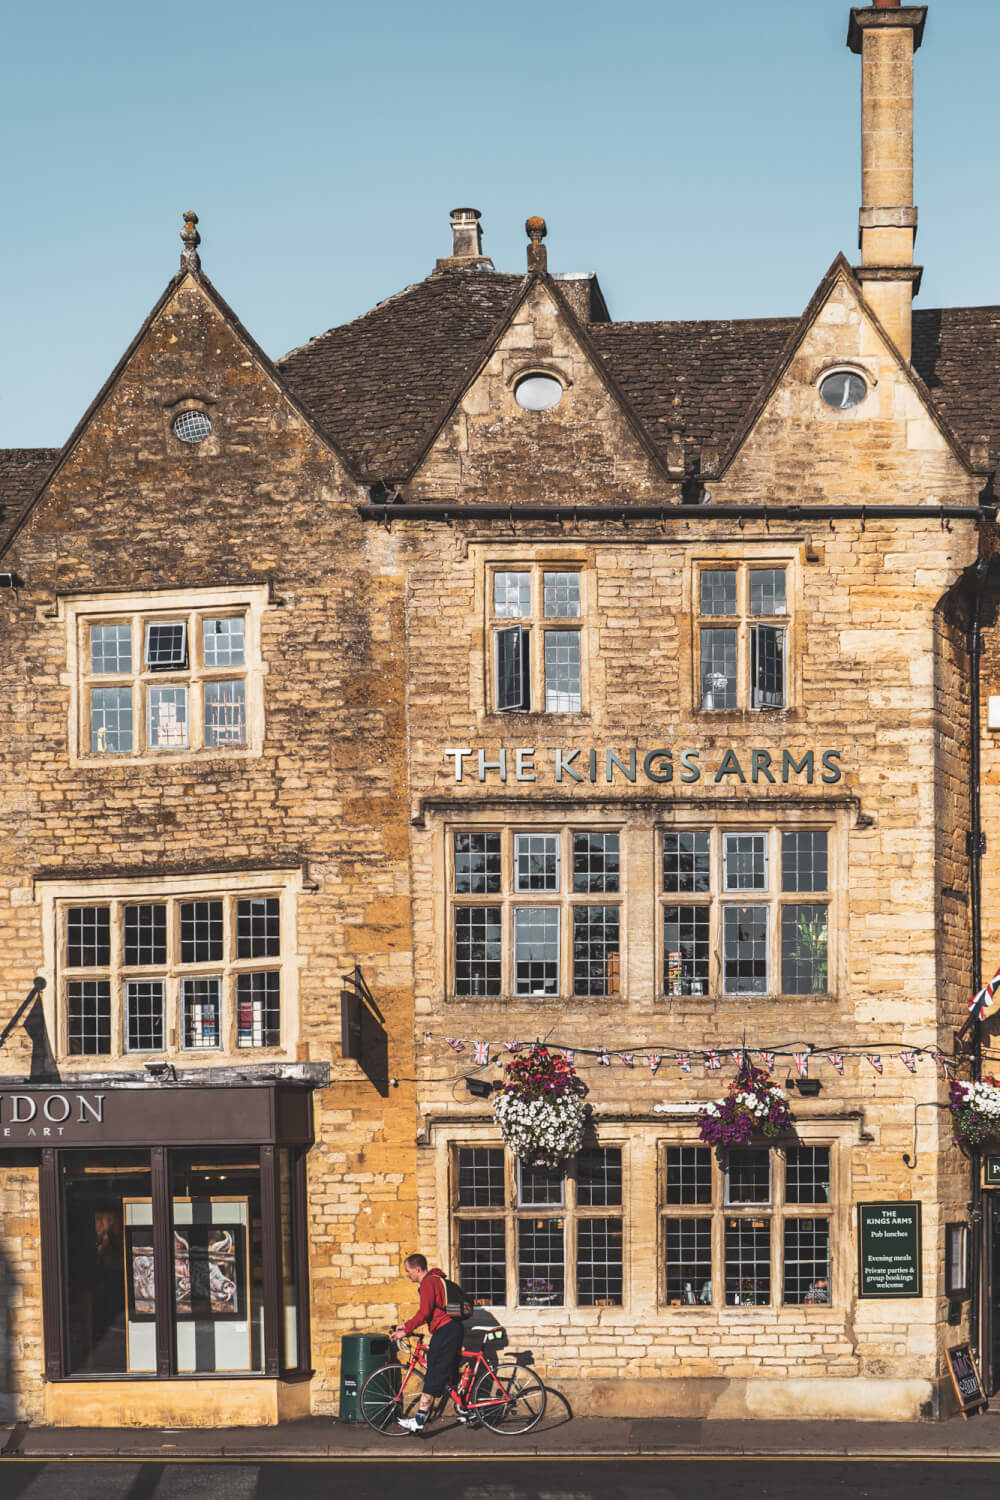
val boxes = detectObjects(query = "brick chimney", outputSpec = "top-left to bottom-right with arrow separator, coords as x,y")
435,208 -> 494,272
848,3 -> 927,360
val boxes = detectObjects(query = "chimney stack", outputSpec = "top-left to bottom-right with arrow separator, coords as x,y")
848,3 -> 927,360
435,208 -> 494,273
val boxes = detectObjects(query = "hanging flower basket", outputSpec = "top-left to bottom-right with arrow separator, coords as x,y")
697,1060 -> 795,1148
949,1076 -> 1000,1149
492,1044 -> 587,1168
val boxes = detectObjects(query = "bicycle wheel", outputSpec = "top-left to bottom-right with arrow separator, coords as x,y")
471,1361 -> 547,1434
359,1362 -> 424,1434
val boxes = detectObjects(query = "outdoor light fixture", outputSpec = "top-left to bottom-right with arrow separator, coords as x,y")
144,1062 -> 177,1082
465,1077 -> 494,1099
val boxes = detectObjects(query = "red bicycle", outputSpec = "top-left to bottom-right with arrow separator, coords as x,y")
359,1333 -> 547,1435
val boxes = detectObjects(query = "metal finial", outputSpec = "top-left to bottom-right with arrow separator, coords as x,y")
525,216 -> 547,273
180,211 -> 201,271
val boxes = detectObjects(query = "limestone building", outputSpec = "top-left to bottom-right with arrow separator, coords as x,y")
1,0 -> 999,1426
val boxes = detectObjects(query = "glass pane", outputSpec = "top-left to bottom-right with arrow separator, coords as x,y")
90,623 -> 132,674
237,971 -> 281,1047
723,833 -> 768,891
665,1218 -> 712,1305
701,629 -> 737,710
67,905 -> 111,967
204,679 -> 247,747
781,905 -> 828,994
577,1218 -> 623,1306
180,900 -> 224,963
723,906 -> 768,993
148,685 -> 189,749
454,832 -> 501,894
171,1149 -> 264,1372
495,625 -> 528,711
700,571 -> 737,616
517,1218 -> 564,1306
726,1148 -> 771,1205
203,616 -> 246,667
750,624 -> 785,709
279,1150 -> 300,1370
782,831 -> 828,893
543,572 -> 581,618
514,833 -> 560,891
544,630 -> 581,712
458,1220 -> 506,1305
785,1147 -> 830,1205
572,832 -> 619,893
517,1161 -> 564,1207
577,1148 -> 622,1207
457,1148 -> 505,1208
91,686 -> 133,753
144,620 -> 188,669
665,1146 -> 712,1205
725,1218 -> 771,1305
125,980 -> 164,1052
62,1150 -> 152,1374
783,1219 -> 830,1305
454,907 -> 502,996
237,897 -> 280,957
572,905 -> 620,996
493,571 -> 531,618
124,904 -> 167,967
67,980 -> 111,1055
514,907 -> 560,995
182,976 -> 221,1049
663,831 -> 710,893
749,568 -> 786,616
663,906 -> 710,995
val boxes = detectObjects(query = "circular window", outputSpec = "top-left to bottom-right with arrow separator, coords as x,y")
514,374 -> 563,412
819,371 -> 867,410
172,410 -> 213,444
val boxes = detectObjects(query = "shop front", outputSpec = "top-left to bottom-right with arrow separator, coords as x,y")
0,1080 -> 315,1427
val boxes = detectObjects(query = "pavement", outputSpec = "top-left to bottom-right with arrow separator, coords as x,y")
5,1406 -> 1000,1460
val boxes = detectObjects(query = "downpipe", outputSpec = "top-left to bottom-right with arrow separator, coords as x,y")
968,560 -> 988,1365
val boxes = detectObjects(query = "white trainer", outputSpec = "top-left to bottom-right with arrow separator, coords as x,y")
396,1416 -> 426,1433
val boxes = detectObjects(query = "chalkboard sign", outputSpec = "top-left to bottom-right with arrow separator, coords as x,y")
945,1343 -> 987,1419
857,1203 -> 922,1298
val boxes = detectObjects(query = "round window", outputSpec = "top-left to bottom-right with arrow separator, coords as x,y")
819,371 -> 867,410
172,410 -> 213,444
514,374 -> 563,412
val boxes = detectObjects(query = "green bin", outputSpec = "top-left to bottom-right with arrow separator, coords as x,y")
339,1333 -> 395,1422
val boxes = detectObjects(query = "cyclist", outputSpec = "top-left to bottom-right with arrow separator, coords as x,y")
391,1253 -> 465,1432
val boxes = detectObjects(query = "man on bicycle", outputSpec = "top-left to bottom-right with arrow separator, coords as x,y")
391,1253 -> 464,1432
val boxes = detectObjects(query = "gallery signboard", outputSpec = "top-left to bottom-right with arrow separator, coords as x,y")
857,1202 -> 922,1298
0,1082 -> 313,1148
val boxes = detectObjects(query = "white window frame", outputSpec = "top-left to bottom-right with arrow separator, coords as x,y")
486,564 -> 585,715
695,561 -> 791,713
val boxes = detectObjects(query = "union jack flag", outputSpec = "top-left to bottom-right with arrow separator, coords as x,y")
969,964 -> 1000,1020
730,1050 -> 744,1067
504,1041 -> 522,1052
619,1052 -> 634,1068
598,1050 -> 611,1067
647,1053 -> 662,1075
759,1051 -> 776,1071
473,1041 -> 490,1066
677,1052 -> 692,1073
866,1054 -> 883,1075
562,1048 -> 575,1065
827,1053 -> 844,1074
794,1053 -> 809,1078
445,1037 -> 464,1053
899,1050 -> 917,1073
705,1051 -> 721,1070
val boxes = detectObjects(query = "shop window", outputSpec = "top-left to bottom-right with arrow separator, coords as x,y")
697,564 -> 789,712
60,585 -> 269,762
450,828 -> 621,999
453,1145 -> 623,1308
660,1144 -> 832,1308
660,826 -> 830,999
488,565 -> 584,713
52,1146 -> 308,1379
46,872 -> 299,1065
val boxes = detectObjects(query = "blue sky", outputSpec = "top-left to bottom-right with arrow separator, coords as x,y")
2,0 -> 997,447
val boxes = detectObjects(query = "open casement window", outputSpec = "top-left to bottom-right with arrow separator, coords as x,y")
488,565 -> 583,714
697,564 -> 789,712
452,1145 -> 624,1308
659,1143 -> 833,1308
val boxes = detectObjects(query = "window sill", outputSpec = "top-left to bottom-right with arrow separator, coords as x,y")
446,993 -> 623,1006
658,993 -> 834,1005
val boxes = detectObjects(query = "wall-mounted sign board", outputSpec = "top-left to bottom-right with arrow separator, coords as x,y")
857,1203 -> 922,1298
945,1344 -> 988,1419
984,1157 -> 1000,1186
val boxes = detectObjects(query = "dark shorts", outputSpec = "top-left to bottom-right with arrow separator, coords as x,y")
423,1318 -> 463,1398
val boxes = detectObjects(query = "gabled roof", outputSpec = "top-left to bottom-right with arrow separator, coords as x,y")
0,448 -> 61,553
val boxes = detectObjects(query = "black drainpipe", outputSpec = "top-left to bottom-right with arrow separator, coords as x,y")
968,559 -> 988,1363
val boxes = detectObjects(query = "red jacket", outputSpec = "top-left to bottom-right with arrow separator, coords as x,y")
402,1268 -> 453,1336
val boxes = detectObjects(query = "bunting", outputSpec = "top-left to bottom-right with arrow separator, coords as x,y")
647,1053 -> 662,1075
866,1054 -> 883,1075
759,1051 -> 776,1071
473,1041 -> 490,1066
562,1048 -> 575,1065
677,1052 -> 692,1073
598,1050 -> 611,1067
793,1052 -> 809,1078
619,1052 -> 635,1068
969,964 -> 1000,1020
445,1037 -> 464,1053
899,1049 -> 917,1073
827,1053 -> 844,1074
705,1051 -> 721,1070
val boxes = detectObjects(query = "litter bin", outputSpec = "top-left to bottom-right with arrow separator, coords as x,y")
339,1333 -> 395,1422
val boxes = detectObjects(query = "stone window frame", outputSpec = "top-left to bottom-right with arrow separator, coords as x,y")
37,868 -> 302,1071
691,554 -> 798,716
445,822 -> 626,1003
449,1139 -> 628,1312
657,812 -> 838,1003
483,559 -> 589,717
657,1134 -> 838,1312
58,584 -> 271,765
